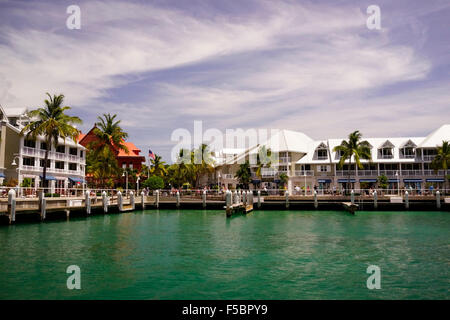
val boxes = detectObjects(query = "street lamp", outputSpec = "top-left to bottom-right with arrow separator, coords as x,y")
11,154 -> 21,197
122,170 -> 128,195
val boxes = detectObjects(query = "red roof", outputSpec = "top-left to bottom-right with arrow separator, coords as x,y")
117,141 -> 144,158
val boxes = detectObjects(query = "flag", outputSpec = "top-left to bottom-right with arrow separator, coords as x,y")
148,149 -> 155,160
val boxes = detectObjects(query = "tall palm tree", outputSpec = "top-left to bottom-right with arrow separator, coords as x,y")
193,144 -> 215,187
333,130 -> 372,193
431,140 -> 450,193
235,161 -> 251,189
150,154 -> 167,177
87,146 -> 118,187
90,113 -> 128,155
21,93 -> 82,189
255,146 -> 273,180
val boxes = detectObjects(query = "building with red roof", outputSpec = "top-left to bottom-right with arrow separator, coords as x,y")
78,125 -> 145,171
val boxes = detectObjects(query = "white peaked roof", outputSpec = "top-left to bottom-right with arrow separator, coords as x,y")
418,124 -> 450,148
255,129 -> 314,153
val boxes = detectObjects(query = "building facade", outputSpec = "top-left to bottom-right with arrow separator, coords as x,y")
0,106 -> 86,193
215,125 -> 449,193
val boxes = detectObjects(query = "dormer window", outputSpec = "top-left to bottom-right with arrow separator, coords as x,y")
316,142 -> 328,160
400,140 -> 416,159
378,140 -> 394,159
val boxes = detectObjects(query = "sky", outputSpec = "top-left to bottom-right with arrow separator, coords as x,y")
0,0 -> 449,162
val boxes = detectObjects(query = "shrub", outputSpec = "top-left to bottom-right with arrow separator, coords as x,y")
142,176 -> 164,190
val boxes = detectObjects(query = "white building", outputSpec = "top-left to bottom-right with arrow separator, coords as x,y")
0,106 -> 86,193
215,124 -> 449,193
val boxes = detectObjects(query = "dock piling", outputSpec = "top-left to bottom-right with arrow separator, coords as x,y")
350,190 -> 355,206
8,189 -> 16,224
202,190 -> 206,208
257,190 -> 261,208
285,190 -> 289,209
176,191 -> 180,208
373,190 -> 378,209
85,191 -> 91,215
405,191 -> 409,209
102,191 -> 108,213
314,191 -> 318,209
117,191 -> 123,211
141,191 -> 146,210
41,198 -> 46,220
155,190 -> 160,208
130,191 -> 135,210
436,191 -> 441,209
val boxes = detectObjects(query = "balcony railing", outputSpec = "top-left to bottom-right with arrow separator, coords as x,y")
336,170 -> 356,176
21,147 -> 85,163
279,157 -> 291,163
423,155 -> 436,161
294,170 -> 314,176
357,170 -> 378,176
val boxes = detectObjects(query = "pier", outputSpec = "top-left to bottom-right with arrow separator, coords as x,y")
0,188 -> 448,224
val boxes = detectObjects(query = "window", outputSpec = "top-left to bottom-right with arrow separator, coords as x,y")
56,145 -> 65,153
319,165 -> 329,172
401,147 -> 415,158
55,161 -> 65,169
69,163 -> 77,171
80,150 -> 83,158
40,142 -> 49,150
122,163 -> 126,169
69,147 -> 78,155
40,159 -> 50,168
22,157 -> 35,166
317,149 -> 327,159
129,163 -> 133,169
379,148 -> 393,158
24,139 -> 36,148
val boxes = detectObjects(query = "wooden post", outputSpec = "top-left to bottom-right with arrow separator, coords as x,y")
130,191 -> 135,210
202,190 -> 206,208
117,191 -> 123,211
405,191 -> 409,209
314,190 -> 318,209
155,190 -> 160,208
141,191 -> 145,210
85,190 -> 91,215
436,191 -> 441,209
102,191 -> 108,213
242,190 -> 247,206
38,189 -> 44,211
176,191 -> 180,208
373,190 -> 378,209
41,198 -> 46,221
257,190 -> 261,208
8,189 -> 16,224
351,189 -> 355,205
285,190 -> 289,209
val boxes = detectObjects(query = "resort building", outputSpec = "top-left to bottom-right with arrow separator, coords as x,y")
214,124 -> 449,193
78,125 -> 146,171
0,106 -> 86,192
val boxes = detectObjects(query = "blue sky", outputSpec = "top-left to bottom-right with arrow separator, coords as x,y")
0,0 -> 449,162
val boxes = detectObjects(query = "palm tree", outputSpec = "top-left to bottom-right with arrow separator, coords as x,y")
21,93 -> 82,190
333,130 -> 372,194
193,144 -> 214,187
255,145 -> 273,180
90,113 -> 128,155
431,140 -> 450,193
150,155 -> 167,177
235,161 -> 251,189
87,146 -> 119,187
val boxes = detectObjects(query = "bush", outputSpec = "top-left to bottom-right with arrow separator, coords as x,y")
142,176 -> 164,190
44,193 -> 61,197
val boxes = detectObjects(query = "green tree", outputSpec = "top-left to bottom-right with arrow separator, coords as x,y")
142,175 -> 164,190
193,144 -> 214,187
279,172 -> 288,189
333,130 -> 372,193
90,113 -> 128,153
431,140 -> 450,193
255,146 -> 273,180
377,174 -> 388,189
150,154 -> 167,177
86,146 -> 119,187
235,161 -> 251,189
21,93 -> 82,189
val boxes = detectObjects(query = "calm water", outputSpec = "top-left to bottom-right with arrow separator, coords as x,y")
0,209 -> 448,300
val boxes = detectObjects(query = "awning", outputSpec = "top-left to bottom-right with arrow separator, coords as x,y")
426,178 -> 444,182
274,179 -> 281,183
69,177 -> 85,183
388,179 -> 400,183
0,173 -> 5,178
359,179 -> 377,183
404,179 -> 423,183
40,175 -> 56,181
251,179 -> 261,184
338,179 -> 356,183
318,179 -> 332,183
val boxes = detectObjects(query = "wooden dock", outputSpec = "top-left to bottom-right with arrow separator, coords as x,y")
341,202 -> 358,215
225,202 -> 253,217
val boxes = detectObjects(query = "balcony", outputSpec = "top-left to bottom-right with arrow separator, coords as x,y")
21,147 -> 85,163
401,170 -> 422,176
294,170 -> 314,176
357,170 -> 379,176
336,170 -> 356,176
423,155 -> 436,162
279,157 -> 291,163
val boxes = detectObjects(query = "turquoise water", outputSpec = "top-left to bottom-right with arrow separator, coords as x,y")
0,209 -> 449,300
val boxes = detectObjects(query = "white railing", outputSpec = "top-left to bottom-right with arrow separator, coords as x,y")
400,154 -> 415,159
357,170 -> 379,176
423,155 -> 436,161
378,154 -> 394,159
401,170 -> 423,176
294,170 -> 314,176
21,147 -> 85,163
279,157 -> 291,163
336,170 -> 356,176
